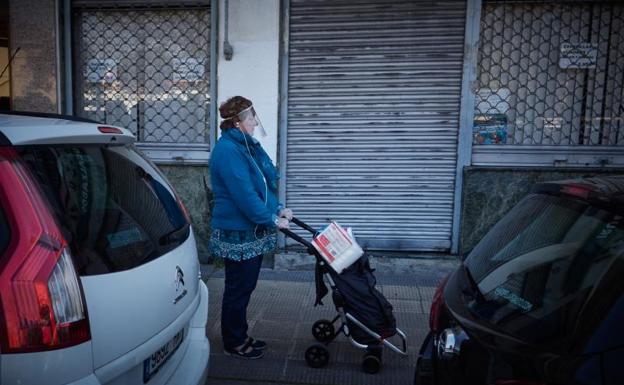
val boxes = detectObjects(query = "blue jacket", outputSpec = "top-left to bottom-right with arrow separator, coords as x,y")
210,128 -> 281,230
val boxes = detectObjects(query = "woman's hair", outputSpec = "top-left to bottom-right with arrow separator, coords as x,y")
219,96 -> 252,131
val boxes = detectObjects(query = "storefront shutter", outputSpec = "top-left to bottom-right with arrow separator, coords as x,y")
286,0 -> 466,251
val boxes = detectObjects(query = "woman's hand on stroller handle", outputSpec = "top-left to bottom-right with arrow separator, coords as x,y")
279,208 -> 293,220
279,217 -> 319,248
276,217 -> 290,229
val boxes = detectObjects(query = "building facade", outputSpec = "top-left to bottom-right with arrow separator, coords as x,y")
3,0 -> 623,262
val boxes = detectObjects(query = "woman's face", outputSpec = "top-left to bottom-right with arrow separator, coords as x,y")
238,110 -> 257,135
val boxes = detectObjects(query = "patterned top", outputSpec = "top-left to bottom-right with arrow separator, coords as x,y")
210,227 -> 277,261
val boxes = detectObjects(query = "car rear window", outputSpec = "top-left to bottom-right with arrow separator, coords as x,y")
464,193 -> 624,347
17,144 -> 189,276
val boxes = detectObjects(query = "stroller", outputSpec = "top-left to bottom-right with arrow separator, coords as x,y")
281,218 -> 408,374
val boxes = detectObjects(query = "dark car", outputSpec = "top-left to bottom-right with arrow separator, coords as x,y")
414,176 -> 624,385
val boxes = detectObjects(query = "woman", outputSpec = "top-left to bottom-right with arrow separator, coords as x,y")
209,96 -> 292,359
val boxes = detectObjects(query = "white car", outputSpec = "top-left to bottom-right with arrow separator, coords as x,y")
0,113 -> 209,385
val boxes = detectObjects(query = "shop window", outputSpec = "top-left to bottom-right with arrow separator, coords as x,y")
74,6 -> 211,154
474,2 -> 624,148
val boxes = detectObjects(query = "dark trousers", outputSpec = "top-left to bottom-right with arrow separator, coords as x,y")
221,255 -> 263,350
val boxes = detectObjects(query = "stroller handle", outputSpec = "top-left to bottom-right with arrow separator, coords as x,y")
279,217 -> 319,252
279,228 -> 314,249
290,217 -> 318,235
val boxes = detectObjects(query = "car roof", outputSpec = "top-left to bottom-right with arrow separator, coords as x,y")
0,112 -> 135,145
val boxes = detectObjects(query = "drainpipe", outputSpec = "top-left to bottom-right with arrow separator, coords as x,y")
223,0 -> 233,60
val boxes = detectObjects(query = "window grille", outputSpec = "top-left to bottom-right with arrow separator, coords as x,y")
75,7 -> 211,144
474,2 -> 624,147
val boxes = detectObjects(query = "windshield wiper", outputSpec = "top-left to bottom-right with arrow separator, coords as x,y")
462,264 -> 486,302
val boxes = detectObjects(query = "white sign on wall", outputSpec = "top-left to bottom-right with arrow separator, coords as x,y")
172,58 -> 205,82
86,59 -> 117,83
559,43 -> 598,69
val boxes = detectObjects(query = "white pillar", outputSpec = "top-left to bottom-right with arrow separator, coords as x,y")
217,0 -> 280,162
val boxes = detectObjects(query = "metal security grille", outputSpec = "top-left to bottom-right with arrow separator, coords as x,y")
75,7 -> 211,143
474,1 -> 624,146
286,0 -> 466,251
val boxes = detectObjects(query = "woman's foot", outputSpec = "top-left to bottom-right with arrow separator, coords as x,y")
224,340 -> 264,359
246,337 -> 267,350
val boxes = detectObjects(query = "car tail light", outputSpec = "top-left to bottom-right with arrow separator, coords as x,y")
0,147 -> 90,353
560,184 -> 591,199
98,126 -> 123,134
429,274 -> 450,333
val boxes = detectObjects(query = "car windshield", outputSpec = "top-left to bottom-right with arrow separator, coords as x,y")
17,144 -> 189,276
464,193 -> 624,347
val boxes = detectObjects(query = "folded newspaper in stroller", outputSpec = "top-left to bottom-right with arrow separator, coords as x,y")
310,221 -> 364,274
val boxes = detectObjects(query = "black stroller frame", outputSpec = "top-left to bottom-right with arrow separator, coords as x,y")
281,217 -> 408,373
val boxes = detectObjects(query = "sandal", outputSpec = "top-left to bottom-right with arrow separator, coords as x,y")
247,337 -> 267,350
223,340 -> 264,360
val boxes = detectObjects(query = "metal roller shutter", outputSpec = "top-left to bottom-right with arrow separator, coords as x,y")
286,0 -> 466,251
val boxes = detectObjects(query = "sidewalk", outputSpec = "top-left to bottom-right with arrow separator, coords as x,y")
201,263 -> 453,385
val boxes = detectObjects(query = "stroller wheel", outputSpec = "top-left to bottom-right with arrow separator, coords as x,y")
311,319 -> 335,342
305,344 -> 330,368
362,354 -> 381,374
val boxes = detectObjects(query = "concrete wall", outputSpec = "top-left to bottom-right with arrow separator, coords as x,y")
9,0 -> 59,112
217,0 -> 280,162
159,164 -> 213,263
459,167 -> 624,255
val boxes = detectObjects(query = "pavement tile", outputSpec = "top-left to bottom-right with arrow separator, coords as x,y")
394,311 -> 428,330
209,354 -> 287,382
419,286 -> 437,303
379,285 -> 421,301
280,359 -> 410,385
388,298 -> 423,313
262,340 -> 301,360
250,319 -> 299,341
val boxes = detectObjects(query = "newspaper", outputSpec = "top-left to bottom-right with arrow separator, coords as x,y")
311,221 -> 364,273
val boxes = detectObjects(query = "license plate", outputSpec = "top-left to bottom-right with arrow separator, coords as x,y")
143,329 -> 185,383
